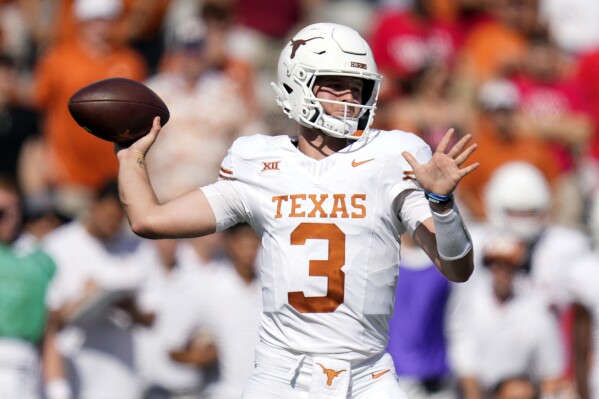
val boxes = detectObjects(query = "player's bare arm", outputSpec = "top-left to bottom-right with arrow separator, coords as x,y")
404,129 -> 479,282
116,117 -> 217,239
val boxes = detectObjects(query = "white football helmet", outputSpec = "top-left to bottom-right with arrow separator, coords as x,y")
485,161 -> 551,243
271,23 -> 382,139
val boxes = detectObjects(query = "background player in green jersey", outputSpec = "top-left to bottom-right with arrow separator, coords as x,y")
0,175 -> 71,399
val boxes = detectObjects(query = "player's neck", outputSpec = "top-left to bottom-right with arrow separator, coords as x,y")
298,127 -> 348,160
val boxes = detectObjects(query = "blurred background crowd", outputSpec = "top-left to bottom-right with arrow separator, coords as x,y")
2,0 -> 599,398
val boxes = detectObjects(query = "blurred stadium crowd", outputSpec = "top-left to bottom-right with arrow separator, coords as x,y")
2,0 -> 599,398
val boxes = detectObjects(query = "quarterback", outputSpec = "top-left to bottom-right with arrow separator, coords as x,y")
117,23 -> 478,399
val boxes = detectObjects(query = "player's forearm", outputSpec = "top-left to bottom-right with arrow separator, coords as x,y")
437,249 -> 474,283
43,314 -> 72,399
431,205 -> 474,282
572,303 -> 591,399
117,150 -> 161,237
42,314 -> 67,380
528,114 -> 592,147
117,150 -> 218,239
170,344 -> 218,367
414,205 -> 474,282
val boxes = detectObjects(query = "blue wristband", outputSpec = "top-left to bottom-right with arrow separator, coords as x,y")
424,191 -> 454,204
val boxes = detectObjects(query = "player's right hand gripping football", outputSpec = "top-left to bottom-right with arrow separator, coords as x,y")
115,116 -> 162,158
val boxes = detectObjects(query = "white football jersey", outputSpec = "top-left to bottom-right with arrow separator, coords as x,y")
447,275 -> 565,389
467,223 -> 592,311
566,252 -> 599,398
202,130 -> 434,362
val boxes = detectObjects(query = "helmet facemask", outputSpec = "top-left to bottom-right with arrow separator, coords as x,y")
303,73 -> 379,139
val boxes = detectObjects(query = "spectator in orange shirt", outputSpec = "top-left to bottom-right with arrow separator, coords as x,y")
457,79 -> 560,221
459,0 -> 541,84
50,0 -> 170,73
33,0 -> 146,217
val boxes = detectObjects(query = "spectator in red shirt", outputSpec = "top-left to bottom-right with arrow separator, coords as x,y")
368,0 -> 464,102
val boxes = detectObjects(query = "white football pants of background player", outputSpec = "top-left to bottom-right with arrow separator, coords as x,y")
0,339 -> 40,399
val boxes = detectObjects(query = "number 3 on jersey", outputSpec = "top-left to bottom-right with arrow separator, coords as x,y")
288,223 -> 345,313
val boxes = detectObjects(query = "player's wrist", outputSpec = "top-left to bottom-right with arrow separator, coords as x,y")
117,148 -> 144,162
424,191 -> 454,204
425,191 -> 454,214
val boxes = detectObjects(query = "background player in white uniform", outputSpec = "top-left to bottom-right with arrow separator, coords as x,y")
116,23 -> 479,399
566,193 -> 599,399
450,162 -> 587,398
44,181 -> 156,399
447,234 -> 565,398
148,223 -> 262,399
134,239 -> 215,399
479,161 -> 592,312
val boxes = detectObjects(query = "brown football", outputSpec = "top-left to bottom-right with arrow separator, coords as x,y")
68,77 -> 170,145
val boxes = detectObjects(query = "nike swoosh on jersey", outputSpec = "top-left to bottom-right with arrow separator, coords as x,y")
371,369 -> 390,379
351,158 -> 374,167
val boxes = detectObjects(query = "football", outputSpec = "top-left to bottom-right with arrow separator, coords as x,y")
68,77 -> 170,145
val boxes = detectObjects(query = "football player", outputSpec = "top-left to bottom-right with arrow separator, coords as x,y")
116,23 -> 478,398
482,161 -> 591,309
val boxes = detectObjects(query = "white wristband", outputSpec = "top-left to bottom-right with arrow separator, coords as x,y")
46,379 -> 72,399
431,207 -> 472,261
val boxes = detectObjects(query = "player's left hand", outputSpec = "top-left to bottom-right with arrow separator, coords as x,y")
402,128 -> 479,196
